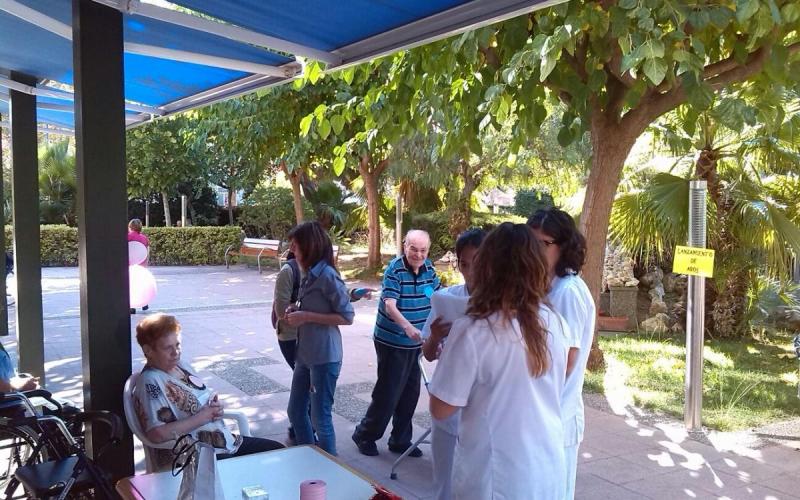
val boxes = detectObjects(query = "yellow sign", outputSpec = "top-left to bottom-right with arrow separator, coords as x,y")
673,246 -> 715,277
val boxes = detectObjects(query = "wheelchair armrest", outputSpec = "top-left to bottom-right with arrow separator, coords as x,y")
223,410 -> 251,437
22,389 -> 63,413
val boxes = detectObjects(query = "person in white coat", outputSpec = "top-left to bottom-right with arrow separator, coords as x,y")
528,208 -> 596,500
420,228 -> 485,500
428,223 -> 571,500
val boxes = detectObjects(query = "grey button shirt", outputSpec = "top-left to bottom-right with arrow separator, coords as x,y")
296,260 -> 355,366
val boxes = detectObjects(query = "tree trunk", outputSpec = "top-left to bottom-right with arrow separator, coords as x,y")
186,192 -> 197,226
580,115 -> 640,370
359,154 -> 387,269
282,161 -> 305,224
449,160 -> 480,237
161,191 -> 172,227
227,186 -> 234,226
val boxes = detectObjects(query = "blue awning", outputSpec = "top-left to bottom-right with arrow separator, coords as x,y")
0,0 -> 560,133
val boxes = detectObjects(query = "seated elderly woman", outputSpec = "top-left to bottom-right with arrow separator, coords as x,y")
134,313 -> 283,471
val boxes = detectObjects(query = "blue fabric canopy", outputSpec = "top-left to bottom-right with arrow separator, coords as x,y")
0,0 -> 557,131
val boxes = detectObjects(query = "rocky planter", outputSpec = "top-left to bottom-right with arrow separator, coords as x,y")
609,285 -> 638,331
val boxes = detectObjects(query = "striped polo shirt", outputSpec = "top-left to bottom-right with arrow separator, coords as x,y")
375,255 -> 440,349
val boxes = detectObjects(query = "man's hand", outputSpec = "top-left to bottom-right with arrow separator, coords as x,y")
403,323 -> 422,342
429,318 -> 452,342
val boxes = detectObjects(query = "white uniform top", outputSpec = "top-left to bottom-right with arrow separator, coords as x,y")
549,274 -> 596,446
421,284 -> 469,340
428,307 -> 571,500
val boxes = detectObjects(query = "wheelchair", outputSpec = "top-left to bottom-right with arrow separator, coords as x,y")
0,391 -> 122,499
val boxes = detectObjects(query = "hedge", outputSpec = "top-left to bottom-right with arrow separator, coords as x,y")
3,225 -> 243,266
410,211 -> 526,257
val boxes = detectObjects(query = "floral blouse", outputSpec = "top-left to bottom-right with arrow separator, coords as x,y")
133,363 -> 242,471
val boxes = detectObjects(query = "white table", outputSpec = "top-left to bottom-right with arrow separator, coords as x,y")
117,446 -> 379,499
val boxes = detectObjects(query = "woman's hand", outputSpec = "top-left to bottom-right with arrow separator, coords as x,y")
286,310 -> 311,327
199,396 -> 224,424
429,318 -> 452,342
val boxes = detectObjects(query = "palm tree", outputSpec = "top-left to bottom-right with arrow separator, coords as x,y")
38,140 -> 76,225
610,96 -> 800,337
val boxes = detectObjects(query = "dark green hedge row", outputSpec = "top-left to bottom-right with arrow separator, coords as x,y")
3,225 -> 243,266
410,211 -> 526,257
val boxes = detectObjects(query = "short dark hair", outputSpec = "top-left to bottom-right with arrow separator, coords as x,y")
455,228 -> 486,260
287,221 -> 335,269
527,208 -> 587,277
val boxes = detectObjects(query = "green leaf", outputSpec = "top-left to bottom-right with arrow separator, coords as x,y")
781,2 -> 800,22
619,0 -> 637,9
333,156 -> 346,176
318,118 -> 331,140
307,61 -> 323,84
540,51 -> 559,81
299,114 -> 314,137
341,67 -> 355,85
642,58 -> 667,85
330,115 -> 345,135
736,0 -> 759,23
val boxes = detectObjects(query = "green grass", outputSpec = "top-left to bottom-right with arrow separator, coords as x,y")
584,331 -> 800,431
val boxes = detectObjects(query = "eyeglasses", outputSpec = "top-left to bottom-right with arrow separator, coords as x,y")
171,434 -> 198,476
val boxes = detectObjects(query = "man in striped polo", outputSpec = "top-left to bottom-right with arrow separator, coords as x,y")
353,229 -> 440,457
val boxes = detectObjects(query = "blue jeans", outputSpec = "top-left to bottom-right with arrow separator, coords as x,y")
288,361 -> 341,455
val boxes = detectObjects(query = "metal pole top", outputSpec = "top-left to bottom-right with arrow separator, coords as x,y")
690,180 -> 707,190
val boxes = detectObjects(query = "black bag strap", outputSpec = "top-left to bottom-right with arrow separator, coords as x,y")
288,259 -> 301,303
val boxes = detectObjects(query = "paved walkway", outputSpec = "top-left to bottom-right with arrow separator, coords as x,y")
4,266 -> 800,499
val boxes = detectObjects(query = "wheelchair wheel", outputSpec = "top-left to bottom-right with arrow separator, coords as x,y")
0,425 -> 47,500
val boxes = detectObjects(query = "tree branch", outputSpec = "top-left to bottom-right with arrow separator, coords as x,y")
704,44 -> 772,91
562,48 -> 588,84
607,45 -> 635,88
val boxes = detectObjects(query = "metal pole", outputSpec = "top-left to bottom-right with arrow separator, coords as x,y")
0,113 -> 7,337
144,199 -> 149,227
684,180 -> 707,431
395,187 -> 403,257
181,194 -> 187,227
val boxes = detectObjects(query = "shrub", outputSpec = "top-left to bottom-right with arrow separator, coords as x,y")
143,226 -> 242,265
239,186 -> 312,240
410,211 -> 526,258
511,188 -> 555,218
4,225 -> 242,266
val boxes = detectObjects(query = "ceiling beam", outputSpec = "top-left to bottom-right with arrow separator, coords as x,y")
0,0 -> 299,77
93,0 -> 342,65
0,75 -> 161,115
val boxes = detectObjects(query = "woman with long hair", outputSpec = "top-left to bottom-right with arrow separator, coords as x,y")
428,222 -> 571,499
528,208 -> 595,500
283,222 -> 354,455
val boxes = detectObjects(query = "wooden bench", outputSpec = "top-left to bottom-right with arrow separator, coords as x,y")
277,245 -> 340,267
224,238 -> 282,273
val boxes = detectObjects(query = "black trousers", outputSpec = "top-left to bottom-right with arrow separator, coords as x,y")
218,435 -> 284,460
278,339 -> 297,370
354,341 -> 421,447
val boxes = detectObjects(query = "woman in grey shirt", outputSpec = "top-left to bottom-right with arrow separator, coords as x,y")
284,222 -> 354,455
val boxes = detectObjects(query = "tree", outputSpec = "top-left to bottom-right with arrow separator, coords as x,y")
365,0 -> 800,367
127,116 -> 199,226
612,91 -> 800,336
298,62 -> 399,268
38,140 -> 76,225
